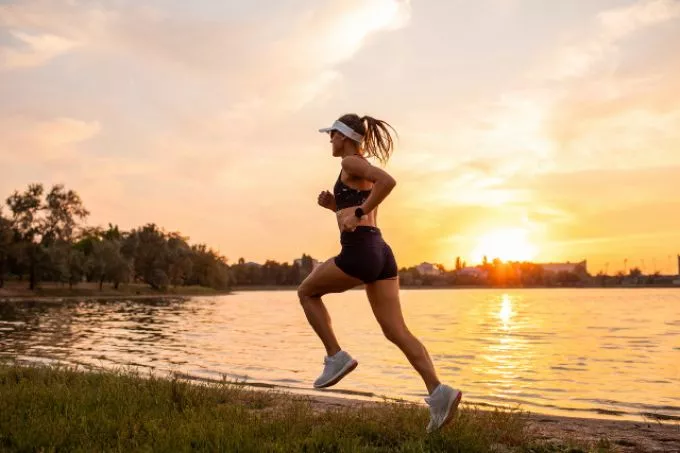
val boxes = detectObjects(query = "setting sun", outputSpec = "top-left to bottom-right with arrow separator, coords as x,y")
471,228 -> 538,263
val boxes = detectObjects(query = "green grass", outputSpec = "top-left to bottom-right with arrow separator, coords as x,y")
0,364 -> 614,453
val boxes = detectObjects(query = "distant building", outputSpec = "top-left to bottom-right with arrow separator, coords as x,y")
537,260 -> 588,275
416,262 -> 441,276
677,255 -> 680,276
244,261 -> 261,267
457,267 -> 488,279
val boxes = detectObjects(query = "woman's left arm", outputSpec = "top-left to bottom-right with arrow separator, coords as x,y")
341,156 -> 396,215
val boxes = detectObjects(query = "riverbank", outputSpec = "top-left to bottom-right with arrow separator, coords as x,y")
0,281 -> 230,302
1,364 -> 677,452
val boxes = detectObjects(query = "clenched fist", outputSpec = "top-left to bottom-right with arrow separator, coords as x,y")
317,190 -> 336,211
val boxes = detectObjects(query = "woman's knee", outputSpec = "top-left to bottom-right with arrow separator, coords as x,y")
381,324 -> 410,345
297,284 -> 320,304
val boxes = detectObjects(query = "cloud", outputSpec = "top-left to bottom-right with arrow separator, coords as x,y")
0,116 -> 101,160
0,0 -> 412,178
0,0 -> 110,70
0,30 -> 79,70
539,0 -> 680,80
402,0 -> 680,200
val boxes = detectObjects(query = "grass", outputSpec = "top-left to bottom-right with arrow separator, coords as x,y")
0,364 -> 615,453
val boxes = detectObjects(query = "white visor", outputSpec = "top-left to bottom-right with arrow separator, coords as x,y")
318,120 -> 364,143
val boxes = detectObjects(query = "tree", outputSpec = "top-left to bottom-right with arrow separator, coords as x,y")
455,256 -> 463,271
42,184 -> 89,245
89,239 -> 132,291
518,262 -> 545,286
167,233 -> 193,286
102,223 -> 122,241
67,248 -> 88,289
6,184 -> 89,290
288,262 -> 302,285
46,242 -> 88,289
0,209 -> 14,288
188,244 -> 230,289
126,224 -> 169,289
6,184 -> 45,290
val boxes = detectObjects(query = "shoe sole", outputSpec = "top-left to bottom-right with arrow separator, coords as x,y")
429,390 -> 463,433
313,359 -> 358,389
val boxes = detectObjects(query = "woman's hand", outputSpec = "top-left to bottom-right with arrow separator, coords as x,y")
317,190 -> 336,211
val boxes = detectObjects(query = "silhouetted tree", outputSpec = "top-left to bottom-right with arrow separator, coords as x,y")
0,209 -> 13,288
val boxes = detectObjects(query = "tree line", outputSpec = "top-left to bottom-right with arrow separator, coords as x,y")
0,184 -> 235,291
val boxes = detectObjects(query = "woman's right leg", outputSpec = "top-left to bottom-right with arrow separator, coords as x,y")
297,258 -> 363,356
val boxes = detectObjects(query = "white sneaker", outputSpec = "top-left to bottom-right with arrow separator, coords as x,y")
425,384 -> 462,433
313,350 -> 358,388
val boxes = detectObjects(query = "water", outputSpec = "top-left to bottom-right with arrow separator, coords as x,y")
1,288 -> 679,422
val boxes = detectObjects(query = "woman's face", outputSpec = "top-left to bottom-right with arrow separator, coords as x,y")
329,130 -> 345,156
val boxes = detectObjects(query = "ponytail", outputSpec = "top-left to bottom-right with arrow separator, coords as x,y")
360,115 -> 396,165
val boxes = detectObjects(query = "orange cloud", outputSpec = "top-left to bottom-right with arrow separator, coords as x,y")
0,116 -> 100,160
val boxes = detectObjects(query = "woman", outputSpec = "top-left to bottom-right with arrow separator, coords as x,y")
297,114 -> 462,433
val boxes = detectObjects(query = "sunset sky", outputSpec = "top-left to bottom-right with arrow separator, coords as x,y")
1,0 -> 680,274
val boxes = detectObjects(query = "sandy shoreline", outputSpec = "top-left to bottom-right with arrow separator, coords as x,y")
297,392 -> 680,452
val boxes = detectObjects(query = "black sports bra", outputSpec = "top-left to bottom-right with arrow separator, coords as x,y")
334,171 -> 371,211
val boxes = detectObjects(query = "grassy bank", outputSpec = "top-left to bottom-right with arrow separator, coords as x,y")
0,364 -> 613,452
0,281 -> 230,300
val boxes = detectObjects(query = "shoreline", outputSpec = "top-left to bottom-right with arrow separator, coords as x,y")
0,285 -> 231,303
1,362 -> 677,452
297,392 -> 680,453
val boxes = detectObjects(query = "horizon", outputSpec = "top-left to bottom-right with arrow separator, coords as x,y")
4,181 -> 675,276
2,0 -> 680,275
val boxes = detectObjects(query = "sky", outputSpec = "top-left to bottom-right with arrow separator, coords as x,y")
1,0 -> 680,275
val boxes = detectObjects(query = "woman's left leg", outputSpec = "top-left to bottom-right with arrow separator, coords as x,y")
366,275 -> 463,433
364,277 -> 440,393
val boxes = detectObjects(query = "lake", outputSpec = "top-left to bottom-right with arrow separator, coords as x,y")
1,288 -> 679,422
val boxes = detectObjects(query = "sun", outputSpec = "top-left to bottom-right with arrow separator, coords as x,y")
471,228 -> 538,263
